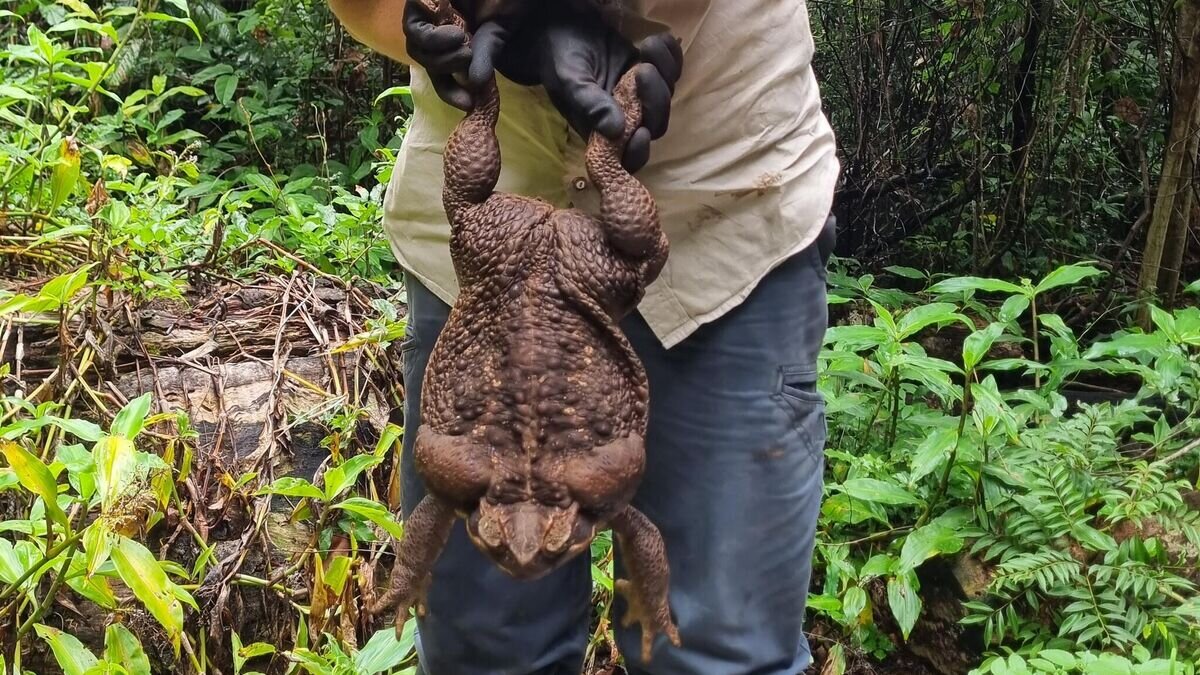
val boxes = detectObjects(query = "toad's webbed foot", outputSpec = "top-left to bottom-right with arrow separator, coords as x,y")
364,495 -> 456,637
612,506 -> 680,662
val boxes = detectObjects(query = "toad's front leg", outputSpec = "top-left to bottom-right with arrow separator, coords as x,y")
365,495 -> 456,637
611,505 -> 681,662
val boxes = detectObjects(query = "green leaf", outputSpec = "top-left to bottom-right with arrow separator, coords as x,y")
895,303 -> 968,340
48,416 -> 104,442
335,497 -> 404,539
1035,649 -> 1078,668
373,85 -> 412,107
887,571 -> 922,640
39,264 -> 93,306
111,536 -> 184,652
1184,279 -> 1200,295
928,276 -> 1024,296
257,476 -> 324,501
111,393 -> 152,439
1071,523 -> 1117,552
909,427 -> 959,483
214,74 -> 239,106
840,478 -> 922,506
83,520 -> 112,576
323,454 -> 383,501
34,625 -> 99,675
0,441 -> 67,527
858,554 -> 896,579
374,423 -> 404,458
841,586 -> 867,621
1033,263 -> 1103,294
824,325 -> 889,351
94,436 -> 137,513
998,294 -> 1031,323
354,622 -> 417,674
884,265 -> 927,280
898,523 -> 963,572
324,554 -> 353,595
963,323 -> 1006,371
104,624 -> 150,675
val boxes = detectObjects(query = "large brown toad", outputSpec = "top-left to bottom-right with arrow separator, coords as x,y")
365,0 -> 679,660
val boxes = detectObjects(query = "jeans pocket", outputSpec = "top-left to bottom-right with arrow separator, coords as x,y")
775,365 -> 825,410
771,365 -> 828,460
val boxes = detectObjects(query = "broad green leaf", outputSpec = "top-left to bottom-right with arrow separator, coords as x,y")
1148,305 -> 1180,342
824,325 -> 889,351
884,265 -> 927,280
39,263 -> 93,306
898,523 -> 963,572
373,86 -> 412,107
83,520 -> 112,576
354,622 -> 417,674
887,571 -> 922,640
34,625 -> 99,675
323,454 -> 383,501
963,323 -> 1006,371
214,74 -> 239,106
1087,654 -> 1135,675
821,494 -> 888,525
1185,279 -> 1200,295
48,138 -> 81,211
48,416 -> 104,442
374,423 -> 404,458
56,443 -> 96,502
895,303 -> 967,340
928,276 -> 1024,296
111,393 -> 152,439
0,441 -> 67,527
1071,523 -> 1117,552
858,554 -> 896,579
909,428 -> 959,483
104,624 -> 150,675
111,536 -> 184,652
998,294 -> 1031,323
841,586 -> 867,622
257,476 -> 324,501
869,300 -> 899,336
840,478 -> 922,506
1035,649 -> 1077,668
1033,263 -> 1103,294
335,497 -> 404,539
94,435 -> 137,513
324,554 -> 353,595
1083,333 -> 1169,359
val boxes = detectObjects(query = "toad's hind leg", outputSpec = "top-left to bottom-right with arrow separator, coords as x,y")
366,495 -> 456,637
612,505 -> 681,662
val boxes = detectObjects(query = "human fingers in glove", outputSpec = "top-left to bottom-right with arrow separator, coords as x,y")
466,4 -> 684,172
402,0 -> 538,110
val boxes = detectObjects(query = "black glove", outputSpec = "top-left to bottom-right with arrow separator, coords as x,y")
403,0 -> 536,110
467,6 -> 683,172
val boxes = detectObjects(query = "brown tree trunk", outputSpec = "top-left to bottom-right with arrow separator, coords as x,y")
1138,0 -> 1200,324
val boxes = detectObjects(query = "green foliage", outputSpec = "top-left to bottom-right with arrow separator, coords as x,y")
0,0 -> 405,286
813,260 -> 1200,666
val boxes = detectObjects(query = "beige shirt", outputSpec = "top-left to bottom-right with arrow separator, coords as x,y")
382,0 -> 840,348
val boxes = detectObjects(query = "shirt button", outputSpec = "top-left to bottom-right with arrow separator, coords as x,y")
571,177 -> 588,191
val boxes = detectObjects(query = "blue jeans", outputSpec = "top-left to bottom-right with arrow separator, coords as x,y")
398,218 -> 833,675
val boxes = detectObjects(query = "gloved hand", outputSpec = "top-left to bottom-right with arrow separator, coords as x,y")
467,6 -> 683,172
402,0 -> 536,110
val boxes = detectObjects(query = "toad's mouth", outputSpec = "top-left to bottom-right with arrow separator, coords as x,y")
464,500 -> 597,580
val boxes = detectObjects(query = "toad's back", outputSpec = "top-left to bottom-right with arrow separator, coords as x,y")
420,201 -> 649,462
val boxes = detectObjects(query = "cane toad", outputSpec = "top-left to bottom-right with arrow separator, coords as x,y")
366,0 -> 679,661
